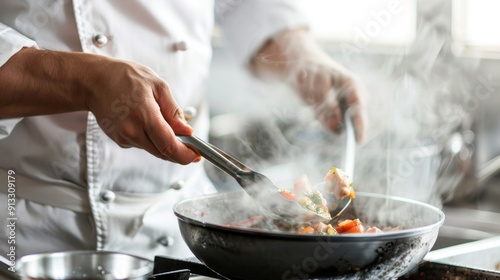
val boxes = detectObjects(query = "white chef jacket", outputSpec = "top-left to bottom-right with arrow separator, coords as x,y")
0,0 -> 307,260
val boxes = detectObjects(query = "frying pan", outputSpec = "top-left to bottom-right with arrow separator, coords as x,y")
174,191 -> 444,280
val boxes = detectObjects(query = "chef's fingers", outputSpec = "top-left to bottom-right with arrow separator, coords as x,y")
114,107 -> 200,164
153,81 -> 194,135
351,105 -> 366,143
315,88 -> 343,133
139,84 -> 200,164
341,79 -> 368,143
295,66 -> 331,106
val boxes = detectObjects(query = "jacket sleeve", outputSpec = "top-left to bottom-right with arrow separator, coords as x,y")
214,0 -> 309,66
0,21 -> 38,139
0,21 -> 38,68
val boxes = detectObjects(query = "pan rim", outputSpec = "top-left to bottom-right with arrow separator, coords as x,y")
173,191 -> 445,242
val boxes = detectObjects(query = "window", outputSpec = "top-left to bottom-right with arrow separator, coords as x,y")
453,0 -> 500,57
298,0 -> 417,49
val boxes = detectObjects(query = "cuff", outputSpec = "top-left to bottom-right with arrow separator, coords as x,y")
216,0 -> 309,66
0,22 -> 38,68
0,23 -> 34,137
0,118 -> 23,140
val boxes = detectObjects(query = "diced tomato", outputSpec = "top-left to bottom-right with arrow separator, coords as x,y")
348,186 -> 356,199
297,226 -> 315,234
279,189 -> 296,201
344,224 -> 365,234
336,219 -> 362,233
293,174 -> 312,195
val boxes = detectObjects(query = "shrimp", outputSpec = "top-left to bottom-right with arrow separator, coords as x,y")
324,167 -> 355,200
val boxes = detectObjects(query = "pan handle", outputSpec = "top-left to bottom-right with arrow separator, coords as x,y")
153,256 -> 225,279
177,135 -> 248,180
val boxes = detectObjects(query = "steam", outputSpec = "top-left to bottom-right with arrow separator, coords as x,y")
208,2 -> 479,211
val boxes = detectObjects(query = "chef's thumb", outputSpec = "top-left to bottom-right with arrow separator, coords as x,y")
169,108 -> 194,136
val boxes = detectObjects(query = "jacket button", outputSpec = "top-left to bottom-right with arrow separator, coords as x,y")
172,41 -> 188,51
170,180 -> 185,190
183,106 -> 197,122
100,190 -> 116,203
157,236 -> 174,247
93,34 -> 109,47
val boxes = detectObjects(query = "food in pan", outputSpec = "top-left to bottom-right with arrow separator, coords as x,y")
227,166 -> 392,235
324,167 -> 356,200
295,218 -> 383,235
278,166 -> 355,222
278,174 -> 331,220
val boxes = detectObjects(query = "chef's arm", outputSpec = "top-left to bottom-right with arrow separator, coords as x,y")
0,47 -> 200,164
215,0 -> 368,142
0,48 -> 88,117
250,29 -> 368,143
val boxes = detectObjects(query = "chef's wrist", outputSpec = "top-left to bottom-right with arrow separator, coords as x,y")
252,29 -> 359,87
0,47 -> 90,117
25,48 -> 91,111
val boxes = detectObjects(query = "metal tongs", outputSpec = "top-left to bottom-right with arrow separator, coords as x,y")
177,135 -> 331,223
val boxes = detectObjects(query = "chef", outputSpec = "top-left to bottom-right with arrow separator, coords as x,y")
0,1 -> 367,260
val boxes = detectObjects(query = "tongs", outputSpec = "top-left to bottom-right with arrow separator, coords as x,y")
177,135 -> 330,223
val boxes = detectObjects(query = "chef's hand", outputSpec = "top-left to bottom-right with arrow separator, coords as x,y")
252,29 -> 368,143
0,48 -> 200,164
84,57 -> 201,164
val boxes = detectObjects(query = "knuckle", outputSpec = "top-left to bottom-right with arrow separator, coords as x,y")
119,125 -> 138,141
156,80 -> 171,94
115,138 -> 132,148
173,107 -> 184,120
160,142 -> 176,159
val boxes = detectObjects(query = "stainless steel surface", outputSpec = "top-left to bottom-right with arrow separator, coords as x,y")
16,251 -> 153,280
434,175 -> 500,250
403,261 -> 500,279
478,154 -> 500,186
177,134 -> 330,222
426,236 -> 500,273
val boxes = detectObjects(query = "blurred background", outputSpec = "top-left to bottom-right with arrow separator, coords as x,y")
205,0 -> 500,250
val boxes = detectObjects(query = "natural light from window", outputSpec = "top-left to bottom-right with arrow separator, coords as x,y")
298,0 -> 417,47
454,0 -> 500,48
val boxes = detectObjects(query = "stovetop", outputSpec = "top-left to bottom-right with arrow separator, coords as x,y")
150,246 -> 500,280
2,238 -> 500,280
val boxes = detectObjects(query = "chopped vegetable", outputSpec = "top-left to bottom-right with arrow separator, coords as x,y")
273,167 -> 396,236
279,189 -> 296,201
297,226 -> 315,234
336,219 -> 362,233
293,174 -> 313,195
344,224 -> 365,234
278,175 -> 332,220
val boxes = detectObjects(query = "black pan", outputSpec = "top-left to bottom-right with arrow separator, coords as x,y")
173,191 -> 444,280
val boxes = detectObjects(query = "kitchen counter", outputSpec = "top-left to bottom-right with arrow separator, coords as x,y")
426,236 -> 500,272
433,175 -> 500,250
401,236 -> 500,279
